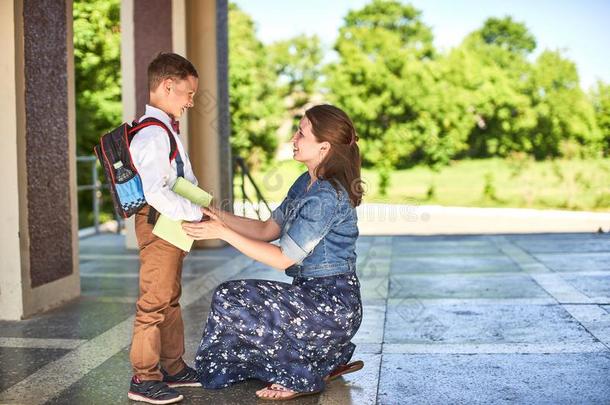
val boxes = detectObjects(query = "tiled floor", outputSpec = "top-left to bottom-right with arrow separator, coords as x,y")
1,232 -> 609,404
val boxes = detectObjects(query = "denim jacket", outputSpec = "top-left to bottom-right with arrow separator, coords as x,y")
271,172 -> 359,278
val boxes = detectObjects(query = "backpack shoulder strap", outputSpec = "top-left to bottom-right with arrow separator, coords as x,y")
128,117 -> 185,178
128,117 -> 178,161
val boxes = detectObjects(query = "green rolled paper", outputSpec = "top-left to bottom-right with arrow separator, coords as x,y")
172,177 -> 213,207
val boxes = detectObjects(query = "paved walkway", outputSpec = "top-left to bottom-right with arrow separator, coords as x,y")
1,232 -> 609,404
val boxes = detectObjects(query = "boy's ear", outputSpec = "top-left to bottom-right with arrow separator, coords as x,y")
161,77 -> 174,94
150,77 -> 173,95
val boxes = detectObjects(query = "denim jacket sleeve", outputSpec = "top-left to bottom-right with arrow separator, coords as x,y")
271,197 -> 289,229
270,172 -> 308,228
279,186 -> 340,264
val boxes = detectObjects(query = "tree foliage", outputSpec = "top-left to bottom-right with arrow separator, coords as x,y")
461,18 -> 599,159
267,34 -> 324,145
590,81 -> 610,154
325,2 -> 606,192
268,34 -> 324,110
326,0 -> 464,192
478,16 -> 536,55
228,4 -> 282,167
73,0 -> 121,227
73,0 -> 610,205
528,50 -> 600,158
73,0 -> 122,155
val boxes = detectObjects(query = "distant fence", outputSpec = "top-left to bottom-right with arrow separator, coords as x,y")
76,156 -> 104,235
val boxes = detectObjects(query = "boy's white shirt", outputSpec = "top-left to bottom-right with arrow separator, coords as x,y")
129,104 -> 203,221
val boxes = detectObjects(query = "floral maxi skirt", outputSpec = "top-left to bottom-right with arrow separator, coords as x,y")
194,272 -> 362,393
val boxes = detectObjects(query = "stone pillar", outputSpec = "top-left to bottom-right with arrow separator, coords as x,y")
123,0 -> 191,150
121,0 -> 176,249
187,0 -> 233,248
0,0 -> 79,320
172,0 -> 190,152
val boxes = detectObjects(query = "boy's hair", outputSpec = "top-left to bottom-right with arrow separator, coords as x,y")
147,52 -> 198,91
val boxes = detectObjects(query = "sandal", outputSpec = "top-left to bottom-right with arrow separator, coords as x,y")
324,360 -> 364,382
256,383 -> 321,401
255,361 -> 364,401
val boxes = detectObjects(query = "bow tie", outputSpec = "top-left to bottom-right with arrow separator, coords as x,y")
170,119 -> 180,134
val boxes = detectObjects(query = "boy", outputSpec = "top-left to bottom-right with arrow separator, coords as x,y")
127,53 -> 203,404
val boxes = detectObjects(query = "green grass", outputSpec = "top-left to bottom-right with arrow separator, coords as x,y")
237,158 -> 610,212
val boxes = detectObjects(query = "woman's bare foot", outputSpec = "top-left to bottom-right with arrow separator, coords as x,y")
255,383 -> 297,400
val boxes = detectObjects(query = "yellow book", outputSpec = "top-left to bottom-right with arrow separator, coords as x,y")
152,215 -> 195,252
152,178 -> 213,252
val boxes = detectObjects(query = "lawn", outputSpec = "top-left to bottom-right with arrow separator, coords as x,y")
237,158 -> 610,212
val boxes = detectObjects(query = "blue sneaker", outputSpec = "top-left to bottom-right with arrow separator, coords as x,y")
128,376 -> 183,404
162,365 -> 202,388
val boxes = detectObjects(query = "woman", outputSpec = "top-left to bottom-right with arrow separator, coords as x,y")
182,104 -> 364,400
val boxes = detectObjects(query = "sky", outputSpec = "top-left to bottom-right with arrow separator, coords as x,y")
232,0 -> 610,90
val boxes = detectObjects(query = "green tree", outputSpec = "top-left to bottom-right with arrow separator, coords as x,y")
267,35 -> 324,147
589,81 -> 610,155
73,0 -> 122,227
326,0 -> 445,193
229,3 -> 282,167
528,50 -> 600,158
342,0 -> 434,59
459,17 -> 538,157
450,17 -> 600,159
73,0 -> 122,155
268,34 -> 324,111
478,16 -> 536,55
327,0 -> 472,193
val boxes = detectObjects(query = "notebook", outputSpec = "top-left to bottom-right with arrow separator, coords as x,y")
151,178 -> 213,251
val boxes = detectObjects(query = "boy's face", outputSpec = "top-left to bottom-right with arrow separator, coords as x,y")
164,75 -> 198,119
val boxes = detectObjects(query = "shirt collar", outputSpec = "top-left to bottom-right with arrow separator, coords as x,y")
144,104 -> 176,134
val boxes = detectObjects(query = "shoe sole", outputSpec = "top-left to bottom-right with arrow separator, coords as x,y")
324,360 -> 365,382
166,381 -> 202,388
127,391 -> 184,404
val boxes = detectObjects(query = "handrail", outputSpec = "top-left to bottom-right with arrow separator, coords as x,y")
76,156 -> 102,234
233,156 -> 272,220
76,156 -> 124,235
77,155 -> 270,233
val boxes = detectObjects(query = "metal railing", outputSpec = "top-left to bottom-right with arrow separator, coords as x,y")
233,156 -> 272,220
76,156 -> 103,234
77,155 -> 271,234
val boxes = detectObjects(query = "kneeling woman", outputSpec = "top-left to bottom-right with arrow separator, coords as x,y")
182,104 -> 364,400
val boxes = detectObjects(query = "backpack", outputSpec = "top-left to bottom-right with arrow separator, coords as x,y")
93,117 -> 184,218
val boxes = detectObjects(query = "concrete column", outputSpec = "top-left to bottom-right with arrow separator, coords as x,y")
0,0 -> 79,320
187,0 -> 233,248
0,0 -> 24,320
121,0 -> 137,249
172,0 -> 190,152
121,0 -> 174,249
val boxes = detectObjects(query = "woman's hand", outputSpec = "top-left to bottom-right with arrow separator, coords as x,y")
182,207 -> 229,240
205,205 -> 221,217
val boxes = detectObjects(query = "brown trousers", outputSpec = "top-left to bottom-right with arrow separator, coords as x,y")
130,205 -> 187,380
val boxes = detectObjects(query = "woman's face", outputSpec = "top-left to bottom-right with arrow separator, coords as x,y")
291,117 -> 328,166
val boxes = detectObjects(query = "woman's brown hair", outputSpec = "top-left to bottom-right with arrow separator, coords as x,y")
305,104 -> 363,207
